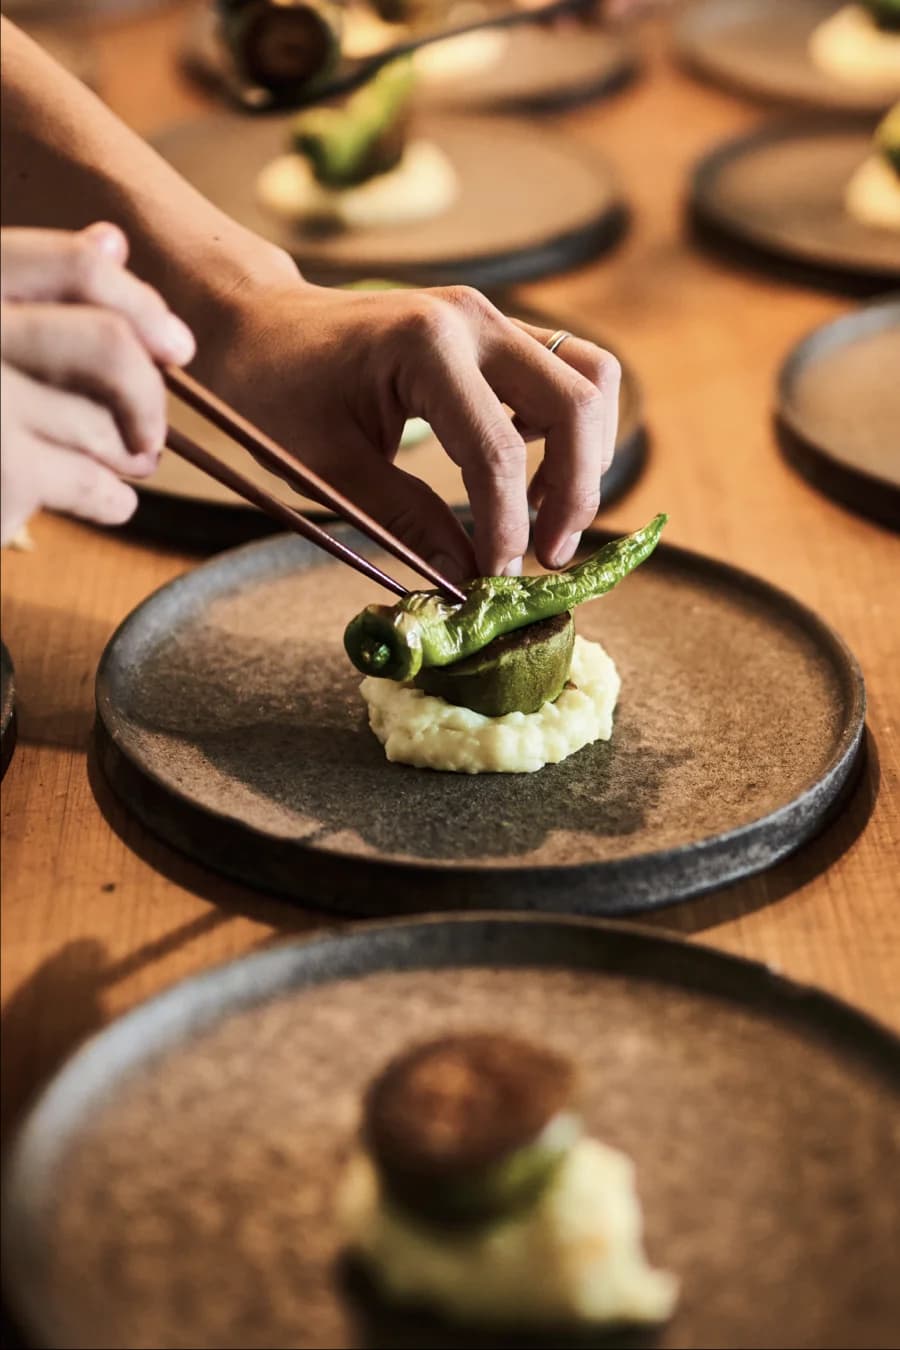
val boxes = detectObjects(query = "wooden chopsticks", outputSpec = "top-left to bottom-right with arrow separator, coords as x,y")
163,366 -> 467,604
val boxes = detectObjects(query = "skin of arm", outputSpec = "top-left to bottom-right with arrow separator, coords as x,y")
1,17 -> 621,579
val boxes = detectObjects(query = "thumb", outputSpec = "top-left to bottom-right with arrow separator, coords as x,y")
343,459 -> 477,587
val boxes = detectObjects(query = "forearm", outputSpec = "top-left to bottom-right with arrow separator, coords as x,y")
0,18 -> 297,367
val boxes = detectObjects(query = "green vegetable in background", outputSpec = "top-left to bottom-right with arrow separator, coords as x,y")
344,513 -> 667,682
290,58 -> 415,188
862,0 -> 900,32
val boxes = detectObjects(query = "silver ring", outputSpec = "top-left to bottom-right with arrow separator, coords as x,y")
545,329 -> 573,356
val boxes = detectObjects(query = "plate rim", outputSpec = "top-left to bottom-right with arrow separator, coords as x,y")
93,526 -> 867,911
690,117 -> 900,282
776,293 -> 900,528
1,640 -> 17,780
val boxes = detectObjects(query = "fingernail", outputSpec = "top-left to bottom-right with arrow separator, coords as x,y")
161,313 -> 196,364
503,556 -> 523,577
83,221 -> 127,259
553,532 -> 581,568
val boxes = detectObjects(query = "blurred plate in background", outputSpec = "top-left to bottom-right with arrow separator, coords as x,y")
676,0 -> 900,114
182,1 -> 639,113
153,110 -> 627,287
777,294 -> 900,529
690,120 -> 900,287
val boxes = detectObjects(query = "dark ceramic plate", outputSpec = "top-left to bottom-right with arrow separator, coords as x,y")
152,111 -> 626,288
777,295 -> 900,530
135,307 -> 646,549
690,120 -> 900,287
93,526 -> 865,915
1,641 -> 16,779
3,915 -> 899,1350
676,0 -> 900,114
183,5 -> 638,114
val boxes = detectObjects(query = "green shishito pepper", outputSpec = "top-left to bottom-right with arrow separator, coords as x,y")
344,513 -> 667,682
290,58 -> 414,188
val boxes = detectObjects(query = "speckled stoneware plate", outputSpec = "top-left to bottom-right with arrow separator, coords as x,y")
777,295 -> 900,530
691,120 -> 900,287
152,111 -> 626,288
676,0 -> 900,114
93,526 -> 865,914
133,308 -> 645,549
3,916 -> 900,1350
1,641 -> 17,779
183,3 -> 639,114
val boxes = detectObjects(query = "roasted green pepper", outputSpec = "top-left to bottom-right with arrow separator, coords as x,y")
290,58 -> 414,188
344,514 -> 667,682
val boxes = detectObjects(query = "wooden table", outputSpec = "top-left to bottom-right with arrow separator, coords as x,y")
2,4 -> 899,1146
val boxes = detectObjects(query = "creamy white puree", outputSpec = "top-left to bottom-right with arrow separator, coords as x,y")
360,636 -> 620,774
809,5 -> 900,88
845,151 -> 900,228
256,139 -> 458,230
340,1137 -> 678,1327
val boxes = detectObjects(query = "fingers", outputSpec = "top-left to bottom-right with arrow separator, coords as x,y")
2,303 -> 167,457
337,458 -> 477,586
35,438 -> 139,527
393,287 -> 620,573
427,359 -> 530,577
390,292 -> 531,576
1,362 -> 140,538
15,370 -> 158,478
491,314 -> 621,567
0,224 -> 194,365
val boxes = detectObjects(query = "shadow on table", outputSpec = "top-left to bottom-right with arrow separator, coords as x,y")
0,600 -> 112,752
0,906 -> 318,1151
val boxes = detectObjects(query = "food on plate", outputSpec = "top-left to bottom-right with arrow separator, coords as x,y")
344,513 -> 666,772
339,1032 -> 679,1328
808,0 -> 900,89
256,59 -> 459,229
845,102 -> 900,228
216,0 -> 344,97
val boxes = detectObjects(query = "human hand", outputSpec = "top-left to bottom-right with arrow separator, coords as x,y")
204,274 -> 620,582
1,223 -> 195,545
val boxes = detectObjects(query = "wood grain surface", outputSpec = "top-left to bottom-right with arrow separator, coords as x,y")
2,7 -> 898,1148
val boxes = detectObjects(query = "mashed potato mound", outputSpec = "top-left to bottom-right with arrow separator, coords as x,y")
340,1137 -> 678,1327
256,139 -> 458,231
809,5 -> 900,88
359,636 -> 620,774
845,152 -> 900,228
